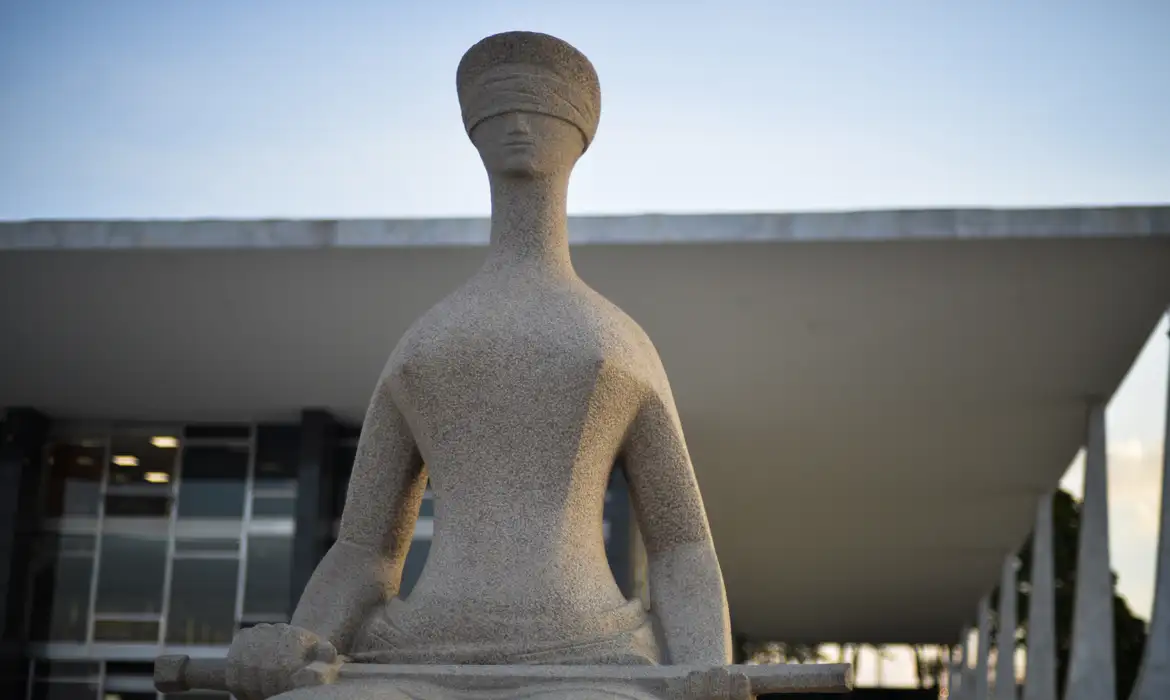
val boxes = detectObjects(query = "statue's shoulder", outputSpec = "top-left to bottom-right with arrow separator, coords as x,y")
581,286 -> 671,388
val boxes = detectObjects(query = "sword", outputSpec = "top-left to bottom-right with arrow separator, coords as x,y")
154,655 -> 852,698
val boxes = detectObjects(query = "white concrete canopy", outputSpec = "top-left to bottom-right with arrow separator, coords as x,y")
2,207 -> 1169,644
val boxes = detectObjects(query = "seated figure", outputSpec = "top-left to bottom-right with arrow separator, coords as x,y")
225,30 -> 732,700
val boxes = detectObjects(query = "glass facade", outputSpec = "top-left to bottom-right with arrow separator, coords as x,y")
19,418 -> 632,700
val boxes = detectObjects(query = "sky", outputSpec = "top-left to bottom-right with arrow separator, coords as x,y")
2,0 -> 1168,688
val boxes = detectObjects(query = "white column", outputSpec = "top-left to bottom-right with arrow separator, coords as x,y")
1023,492 -> 1057,700
954,628 -> 973,700
976,596 -> 993,700
1065,402 -> 1116,700
996,555 -> 1019,700
1131,317 -> 1170,700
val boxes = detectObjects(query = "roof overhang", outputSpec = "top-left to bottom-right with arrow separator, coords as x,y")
2,207 -> 1168,643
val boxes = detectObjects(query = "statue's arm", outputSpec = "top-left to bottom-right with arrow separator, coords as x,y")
289,372 -> 427,653
621,373 -> 733,666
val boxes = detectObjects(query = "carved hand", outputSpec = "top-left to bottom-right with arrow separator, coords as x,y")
225,622 -> 341,700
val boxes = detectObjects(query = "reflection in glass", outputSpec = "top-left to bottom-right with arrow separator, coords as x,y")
28,535 -> 94,642
30,682 -> 99,700
92,619 -> 160,642
167,558 -> 239,645
244,536 -> 293,617
164,693 -> 231,700
252,494 -> 297,517
178,445 -> 248,518
104,495 -> 170,518
401,540 -> 430,597
255,425 -> 299,485
42,442 -> 104,516
95,530 -> 168,615
108,435 -> 177,487
33,660 -> 100,680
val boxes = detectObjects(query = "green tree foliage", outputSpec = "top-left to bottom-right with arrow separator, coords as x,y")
992,489 -> 1148,700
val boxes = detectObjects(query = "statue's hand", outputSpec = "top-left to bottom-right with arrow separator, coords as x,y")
226,623 -> 339,700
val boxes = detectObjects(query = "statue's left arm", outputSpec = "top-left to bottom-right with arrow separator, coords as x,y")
621,365 -> 733,666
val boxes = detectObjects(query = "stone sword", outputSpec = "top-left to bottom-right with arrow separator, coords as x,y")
154,655 -> 853,698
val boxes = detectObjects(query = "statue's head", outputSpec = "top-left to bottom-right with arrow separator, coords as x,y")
457,31 -> 600,178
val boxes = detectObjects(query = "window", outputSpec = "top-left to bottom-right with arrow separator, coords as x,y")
107,434 -> 177,489
242,535 -> 293,622
167,557 -> 239,645
177,445 -> 248,518
42,441 -> 103,517
28,535 -> 94,642
94,521 -> 169,622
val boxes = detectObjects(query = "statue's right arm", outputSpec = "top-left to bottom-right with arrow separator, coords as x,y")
288,372 -> 428,653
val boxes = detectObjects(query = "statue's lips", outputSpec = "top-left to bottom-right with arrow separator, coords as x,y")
504,140 -> 534,148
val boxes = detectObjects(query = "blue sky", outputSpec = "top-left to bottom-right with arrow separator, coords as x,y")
2,0 -> 1167,685
2,0 -> 1168,219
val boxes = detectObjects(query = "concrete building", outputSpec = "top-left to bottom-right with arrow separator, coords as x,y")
1,206 -> 1168,700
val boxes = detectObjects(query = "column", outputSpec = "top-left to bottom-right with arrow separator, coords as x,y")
952,631 -> 972,700
1065,402 -> 1116,700
1131,317 -> 1170,700
1023,493 -> 1057,700
996,555 -> 1019,700
976,596 -> 993,700
0,408 -> 48,699
290,408 -> 338,615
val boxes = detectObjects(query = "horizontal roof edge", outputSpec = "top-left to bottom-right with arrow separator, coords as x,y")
2,206 -> 1168,251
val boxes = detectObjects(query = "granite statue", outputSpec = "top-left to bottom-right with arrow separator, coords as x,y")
153,30 -> 851,700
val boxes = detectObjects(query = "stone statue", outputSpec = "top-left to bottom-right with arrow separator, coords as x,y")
226,30 -> 732,700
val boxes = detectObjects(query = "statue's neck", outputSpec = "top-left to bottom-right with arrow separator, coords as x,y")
484,172 -> 573,276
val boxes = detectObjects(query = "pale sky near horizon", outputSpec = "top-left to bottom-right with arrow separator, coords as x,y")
2,0 -> 1168,688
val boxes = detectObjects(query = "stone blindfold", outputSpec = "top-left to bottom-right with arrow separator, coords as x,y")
459,65 -> 599,149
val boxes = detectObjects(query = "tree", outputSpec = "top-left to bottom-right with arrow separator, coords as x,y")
991,489 -> 1148,700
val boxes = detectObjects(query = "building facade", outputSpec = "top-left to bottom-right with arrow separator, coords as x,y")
0,411 -> 634,700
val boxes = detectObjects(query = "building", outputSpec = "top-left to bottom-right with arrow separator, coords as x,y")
2,207 -> 1169,700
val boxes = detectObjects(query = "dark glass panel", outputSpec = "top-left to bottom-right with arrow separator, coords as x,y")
400,540 -> 430,597
28,534 -> 95,642
92,619 -> 160,642
42,441 -> 103,516
104,494 -> 170,517
332,446 -> 357,515
252,494 -> 297,517
243,535 -> 293,616
103,662 -> 155,676
166,557 -> 239,645
94,531 -> 168,614
177,445 -> 248,518
174,537 -> 240,555
33,660 -> 100,680
255,424 -> 299,484
108,434 -> 177,487
30,682 -> 99,700
184,424 -> 250,440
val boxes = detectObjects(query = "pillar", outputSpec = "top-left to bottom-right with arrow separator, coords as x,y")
1065,401 -> 1116,700
976,596 -> 993,700
1130,316 -> 1170,700
1023,492 -> 1057,700
290,409 -> 338,615
0,408 -> 48,699
953,630 -> 972,700
996,555 -> 1019,700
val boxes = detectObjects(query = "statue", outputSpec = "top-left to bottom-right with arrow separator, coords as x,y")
154,30 -> 851,700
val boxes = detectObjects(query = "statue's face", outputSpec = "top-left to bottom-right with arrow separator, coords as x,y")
472,111 -> 584,178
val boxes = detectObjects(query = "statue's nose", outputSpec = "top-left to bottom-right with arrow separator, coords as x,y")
507,113 -> 531,135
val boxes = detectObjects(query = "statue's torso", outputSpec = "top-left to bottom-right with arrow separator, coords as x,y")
366,268 -> 662,657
